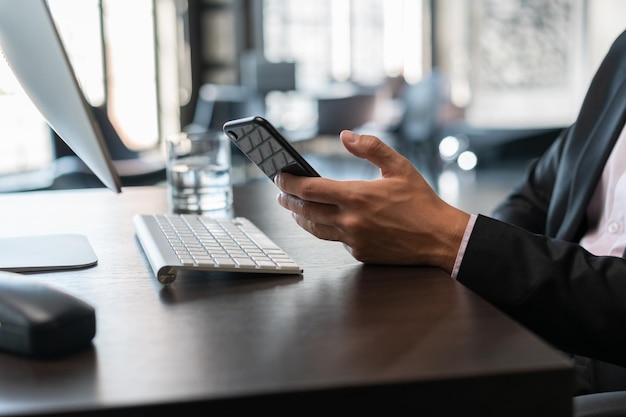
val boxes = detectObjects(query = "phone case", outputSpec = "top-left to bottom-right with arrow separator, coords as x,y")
223,116 -> 320,180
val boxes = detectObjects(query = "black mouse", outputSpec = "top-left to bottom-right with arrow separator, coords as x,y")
0,271 -> 96,358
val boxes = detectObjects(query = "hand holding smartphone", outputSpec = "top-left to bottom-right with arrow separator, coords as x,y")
223,116 -> 320,181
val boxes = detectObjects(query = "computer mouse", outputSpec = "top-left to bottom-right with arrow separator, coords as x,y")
0,271 -> 96,358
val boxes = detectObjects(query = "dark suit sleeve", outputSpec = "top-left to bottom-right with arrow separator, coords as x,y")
456,215 -> 626,368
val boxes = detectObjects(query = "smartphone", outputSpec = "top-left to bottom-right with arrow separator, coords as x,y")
223,116 -> 320,180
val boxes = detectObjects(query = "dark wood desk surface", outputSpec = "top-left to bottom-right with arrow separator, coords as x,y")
0,184 -> 572,416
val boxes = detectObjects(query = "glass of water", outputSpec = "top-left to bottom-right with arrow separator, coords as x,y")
166,130 -> 233,213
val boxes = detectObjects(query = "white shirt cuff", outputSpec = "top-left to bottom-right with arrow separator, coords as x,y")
451,214 -> 477,279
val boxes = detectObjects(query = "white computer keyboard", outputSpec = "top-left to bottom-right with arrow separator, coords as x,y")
133,214 -> 302,284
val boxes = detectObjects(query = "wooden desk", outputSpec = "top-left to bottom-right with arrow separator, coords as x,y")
0,184 -> 572,416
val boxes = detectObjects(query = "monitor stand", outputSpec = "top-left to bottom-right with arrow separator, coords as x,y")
0,234 -> 98,272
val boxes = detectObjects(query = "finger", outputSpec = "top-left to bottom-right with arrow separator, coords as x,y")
275,192 -> 344,241
340,130 -> 413,178
290,212 -> 343,242
274,173 -> 348,206
276,191 -> 339,226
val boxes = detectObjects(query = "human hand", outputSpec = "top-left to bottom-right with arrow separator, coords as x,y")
274,130 -> 470,274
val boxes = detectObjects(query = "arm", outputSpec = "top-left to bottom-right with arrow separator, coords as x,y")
275,129 -> 626,367
458,125 -> 626,366
457,215 -> 626,368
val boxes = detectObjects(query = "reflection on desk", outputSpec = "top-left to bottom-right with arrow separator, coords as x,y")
0,184 -> 572,416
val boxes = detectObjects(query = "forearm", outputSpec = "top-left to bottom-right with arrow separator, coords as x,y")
456,215 -> 626,367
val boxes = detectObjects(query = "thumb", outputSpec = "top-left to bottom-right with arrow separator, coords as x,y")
340,130 -> 411,177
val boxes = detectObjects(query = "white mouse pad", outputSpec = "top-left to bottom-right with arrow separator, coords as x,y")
0,234 -> 98,272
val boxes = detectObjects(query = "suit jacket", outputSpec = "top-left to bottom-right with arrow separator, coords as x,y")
456,29 -> 626,376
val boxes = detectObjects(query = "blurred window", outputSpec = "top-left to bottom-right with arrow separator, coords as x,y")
263,0 -> 427,89
0,0 -> 181,183
264,0 -> 626,129
262,0 -> 427,130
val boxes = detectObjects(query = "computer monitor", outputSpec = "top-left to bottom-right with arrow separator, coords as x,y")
0,0 -> 123,271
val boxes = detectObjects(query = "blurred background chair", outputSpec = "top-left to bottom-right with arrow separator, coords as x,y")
48,105 -> 166,190
186,53 -> 297,134
315,83 -> 378,137
185,83 -> 250,133
239,51 -> 297,118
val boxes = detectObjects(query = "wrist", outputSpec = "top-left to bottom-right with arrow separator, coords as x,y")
434,206 -> 471,275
